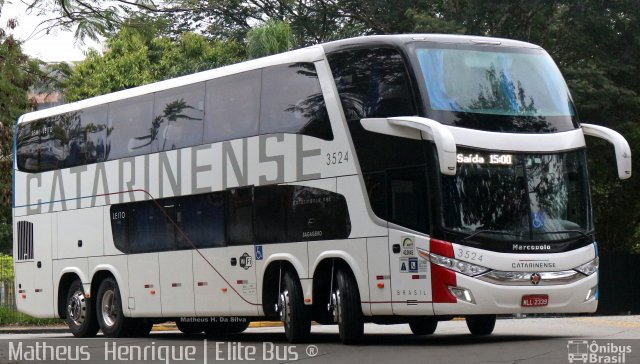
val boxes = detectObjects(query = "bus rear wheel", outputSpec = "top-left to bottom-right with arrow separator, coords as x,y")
65,279 -> 99,338
466,314 -> 496,335
96,277 -> 136,337
278,270 -> 311,343
409,317 -> 438,335
331,268 -> 364,344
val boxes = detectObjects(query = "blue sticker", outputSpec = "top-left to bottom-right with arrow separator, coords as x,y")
409,258 -> 418,273
255,245 -> 263,260
532,211 -> 545,229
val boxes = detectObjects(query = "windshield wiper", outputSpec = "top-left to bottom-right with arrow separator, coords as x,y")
531,230 -> 594,240
461,230 -> 523,243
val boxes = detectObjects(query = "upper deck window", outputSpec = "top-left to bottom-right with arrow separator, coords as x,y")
411,44 -> 579,133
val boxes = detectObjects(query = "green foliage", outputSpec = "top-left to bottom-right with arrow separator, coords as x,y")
0,9 -> 42,254
65,27 -> 244,101
246,20 -> 294,59
0,254 -> 12,283
28,1 -> 640,252
0,306 -> 63,326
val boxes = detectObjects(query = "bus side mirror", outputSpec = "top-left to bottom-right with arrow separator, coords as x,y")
361,117 -> 457,175
581,123 -> 632,180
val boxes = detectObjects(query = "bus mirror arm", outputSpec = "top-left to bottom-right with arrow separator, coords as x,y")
360,117 -> 457,175
581,123 -> 632,179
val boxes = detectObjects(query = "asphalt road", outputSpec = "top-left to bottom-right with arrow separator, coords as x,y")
1,316 -> 639,364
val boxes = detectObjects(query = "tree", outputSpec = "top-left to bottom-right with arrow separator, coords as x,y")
64,26 -> 244,101
24,0 -> 640,251
246,19 -> 294,59
0,13 -> 42,252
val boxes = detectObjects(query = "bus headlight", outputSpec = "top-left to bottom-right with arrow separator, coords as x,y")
574,257 -> 599,276
430,253 -> 490,277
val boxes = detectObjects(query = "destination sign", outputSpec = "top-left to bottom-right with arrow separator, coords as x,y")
456,153 -> 514,165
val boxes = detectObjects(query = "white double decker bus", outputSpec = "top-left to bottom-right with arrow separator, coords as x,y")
12,34 -> 631,344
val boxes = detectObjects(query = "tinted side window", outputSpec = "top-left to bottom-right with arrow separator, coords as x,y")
110,204 -> 129,252
108,94 -> 154,160
177,193 -> 226,249
260,63 -> 333,140
129,200 -> 175,253
79,106 -> 108,164
288,186 -> 351,241
254,186 -> 289,243
329,48 -> 416,119
16,120 -> 41,172
205,70 -> 260,143
153,83 -> 205,152
329,48 -> 430,234
227,187 -> 253,245
388,167 -> 428,232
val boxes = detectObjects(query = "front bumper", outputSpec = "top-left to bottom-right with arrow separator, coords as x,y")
433,271 -> 598,315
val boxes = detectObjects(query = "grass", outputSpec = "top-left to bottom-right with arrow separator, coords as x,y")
0,306 -> 63,326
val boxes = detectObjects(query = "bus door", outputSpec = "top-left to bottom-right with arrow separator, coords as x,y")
125,202 -> 162,316
388,230 -> 433,314
386,167 -> 434,314
191,192 -> 230,316
158,201 -> 195,317
225,187 -> 259,315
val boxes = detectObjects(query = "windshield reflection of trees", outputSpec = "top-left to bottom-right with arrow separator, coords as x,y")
444,152 -> 590,241
440,63 -> 558,133
452,65 -> 558,133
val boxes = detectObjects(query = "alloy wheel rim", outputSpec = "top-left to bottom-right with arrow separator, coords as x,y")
101,289 -> 117,327
67,290 -> 86,326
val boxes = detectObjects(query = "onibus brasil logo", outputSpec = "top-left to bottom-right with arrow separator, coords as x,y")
567,340 -> 632,363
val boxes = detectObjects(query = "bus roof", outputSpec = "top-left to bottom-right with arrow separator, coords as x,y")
20,34 -> 541,124
321,34 -> 542,53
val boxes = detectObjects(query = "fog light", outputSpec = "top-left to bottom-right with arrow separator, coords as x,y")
585,285 -> 598,302
448,286 -> 476,304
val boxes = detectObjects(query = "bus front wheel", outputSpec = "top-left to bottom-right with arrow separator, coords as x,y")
409,317 -> 438,335
65,279 -> 99,337
466,314 -> 496,335
331,268 -> 364,344
278,270 -> 311,343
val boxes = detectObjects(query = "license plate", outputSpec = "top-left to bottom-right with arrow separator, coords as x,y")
521,294 -> 549,307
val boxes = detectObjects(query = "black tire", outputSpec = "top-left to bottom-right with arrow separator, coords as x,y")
96,277 -> 136,337
331,268 -> 364,344
204,321 -> 250,336
409,317 -> 438,335
225,321 -> 250,334
129,319 -> 154,337
65,279 -> 99,338
466,315 -> 496,335
176,319 -> 204,335
279,270 -> 311,343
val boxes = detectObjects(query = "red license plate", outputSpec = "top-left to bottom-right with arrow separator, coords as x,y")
521,294 -> 549,307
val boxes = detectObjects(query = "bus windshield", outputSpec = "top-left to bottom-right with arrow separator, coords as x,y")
410,44 -> 579,133
414,46 -> 574,117
442,149 -> 592,241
